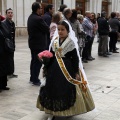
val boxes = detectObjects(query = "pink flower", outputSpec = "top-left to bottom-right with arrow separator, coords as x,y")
38,50 -> 53,59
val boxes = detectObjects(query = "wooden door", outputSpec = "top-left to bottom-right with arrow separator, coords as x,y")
76,0 -> 85,15
102,1 -> 108,17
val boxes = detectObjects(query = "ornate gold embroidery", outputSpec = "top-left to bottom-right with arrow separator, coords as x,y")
54,39 -> 88,94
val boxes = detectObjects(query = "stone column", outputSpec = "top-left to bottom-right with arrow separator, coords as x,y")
2,0 -> 7,16
89,0 -> 102,14
0,0 -> 2,14
93,0 -> 97,13
117,0 -> 120,12
111,0 -> 118,11
116,0 -> 120,11
55,0 -> 61,11
85,1 -> 90,11
63,0 -> 75,9
96,0 -> 102,14
90,0 -> 93,12
13,0 -> 17,25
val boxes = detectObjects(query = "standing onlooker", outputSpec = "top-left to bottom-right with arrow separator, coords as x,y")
27,2 -> 49,86
58,4 -> 67,19
62,8 -> 72,22
43,4 -> 54,26
108,12 -> 120,53
96,13 -> 101,42
116,11 -> 120,20
90,12 -> 98,60
82,11 -> 94,62
97,13 -> 101,21
42,4 -> 54,49
0,20 -> 10,92
69,9 -> 81,39
77,14 -> 86,56
50,12 -> 61,40
98,11 -> 109,57
116,11 -> 120,42
1,8 -> 18,78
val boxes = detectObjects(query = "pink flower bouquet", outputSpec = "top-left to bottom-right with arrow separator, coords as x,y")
38,50 -> 53,66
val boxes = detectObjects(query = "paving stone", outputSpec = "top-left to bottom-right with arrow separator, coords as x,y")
0,111 -> 27,120
95,86 -> 116,93
0,117 -> 11,120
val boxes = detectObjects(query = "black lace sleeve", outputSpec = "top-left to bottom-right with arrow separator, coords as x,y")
65,48 -> 79,74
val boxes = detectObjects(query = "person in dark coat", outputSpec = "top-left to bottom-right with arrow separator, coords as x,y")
1,8 -> 18,78
42,4 -> 54,49
43,4 -> 54,26
0,21 -> 10,92
27,2 -> 49,86
98,11 -> 109,57
108,12 -> 120,53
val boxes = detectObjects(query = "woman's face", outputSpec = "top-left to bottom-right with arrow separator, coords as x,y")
91,14 -> 95,19
6,10 -> 13,20
78,19 -> 83,23
58,25 -> 68,39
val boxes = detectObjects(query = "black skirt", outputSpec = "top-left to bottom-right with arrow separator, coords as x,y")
39,57 -> 76,112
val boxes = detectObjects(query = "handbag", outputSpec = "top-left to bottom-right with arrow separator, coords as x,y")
0,30 -> 15,53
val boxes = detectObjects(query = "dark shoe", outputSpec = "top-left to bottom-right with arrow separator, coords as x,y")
113,51 -> 119,53
32,82 -> 40,86
90,56 -> 95,60
109,50 -> 113,52
86,57 -> 93,61
29,80 -> 33,84
98,53 -> 103,56
103,54 -> 109,57
2,87 -> 10,90
106,52 -> 112,55
8,74 -> 18,78
116,47 -> 119,50
82,59 -> 88,63
0,89 -> 2,92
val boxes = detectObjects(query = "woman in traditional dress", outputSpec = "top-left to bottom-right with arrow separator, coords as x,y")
37,20 -> 95,120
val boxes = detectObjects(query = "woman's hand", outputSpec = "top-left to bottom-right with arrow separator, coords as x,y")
75,73 -> 81,80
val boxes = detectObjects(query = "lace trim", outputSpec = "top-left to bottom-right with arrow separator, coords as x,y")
52,37 -> 75,57
40,88 -> 76,111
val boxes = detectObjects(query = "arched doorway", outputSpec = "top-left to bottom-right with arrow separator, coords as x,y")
76,0 -> 85,15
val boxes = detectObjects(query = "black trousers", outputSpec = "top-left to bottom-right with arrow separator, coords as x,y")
0,75 -> 7,89
82,36 -> 92,59
7,52 -> 14,75
109,31 -> 118,51
88,36 -> 94,57
30,49 -> 42,83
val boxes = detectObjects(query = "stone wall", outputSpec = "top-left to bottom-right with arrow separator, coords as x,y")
15,27 -> 28,37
